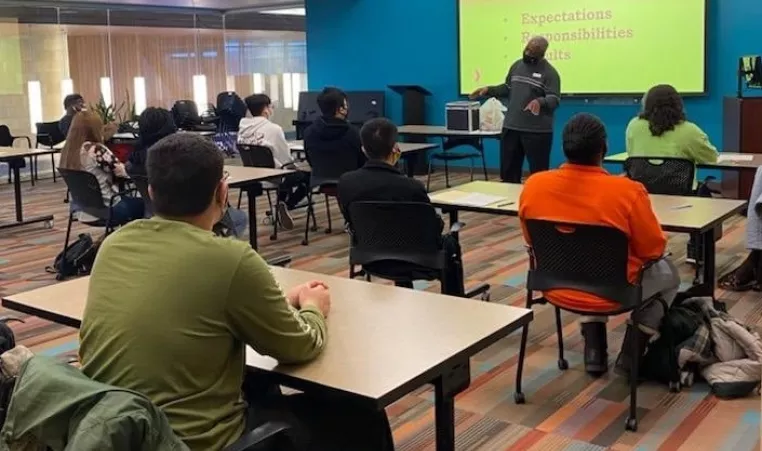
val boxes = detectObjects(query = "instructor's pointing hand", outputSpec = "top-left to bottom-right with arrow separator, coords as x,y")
524,99 -> 541,116
469,87 -> 489,99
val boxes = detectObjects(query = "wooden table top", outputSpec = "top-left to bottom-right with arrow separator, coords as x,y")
1,268 -> 532,407
287,140 -> 438,154
604,152 -> 762,170
0,147 -> 59,162
397,125 -> 501,137
430,181 -> 748,234
224,165 -> 294,188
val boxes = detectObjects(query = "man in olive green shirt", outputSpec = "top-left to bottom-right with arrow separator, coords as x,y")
79,134 -> 392,450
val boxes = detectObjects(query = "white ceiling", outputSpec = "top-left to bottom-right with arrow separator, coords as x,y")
26,0 -> 303,11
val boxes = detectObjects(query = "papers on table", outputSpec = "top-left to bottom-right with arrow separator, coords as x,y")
718,154 -> 754,162
430,190 -> 507,207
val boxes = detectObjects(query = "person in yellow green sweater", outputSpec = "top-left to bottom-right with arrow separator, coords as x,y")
79,133 -> 394,451
625,84 -> 718,165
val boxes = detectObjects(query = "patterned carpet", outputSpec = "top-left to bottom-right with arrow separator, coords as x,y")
0,169 -> 760,451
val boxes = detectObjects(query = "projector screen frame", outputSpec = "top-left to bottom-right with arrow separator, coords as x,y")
455,0 -> 709,98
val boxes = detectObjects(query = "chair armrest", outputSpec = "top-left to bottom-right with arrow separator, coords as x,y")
12,136 -> 31,148
449,221 -> 466,234
266,255 -> 292,267
224,421 -> 295,451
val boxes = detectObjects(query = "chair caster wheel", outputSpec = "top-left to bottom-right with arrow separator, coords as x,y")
558,359 -> 569,370
301,239 -> 308,246
269,235 -> 277,241
669,381 -> 681,393
513,392 -> 525,404
625,417 -> 638,432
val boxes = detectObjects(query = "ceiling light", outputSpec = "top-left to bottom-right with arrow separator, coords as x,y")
259,7 -> 305,16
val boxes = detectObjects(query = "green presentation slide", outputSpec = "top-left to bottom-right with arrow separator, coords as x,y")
459,0 -> 706,95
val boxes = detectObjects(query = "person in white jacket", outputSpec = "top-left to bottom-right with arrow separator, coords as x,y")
238,94 -> 309,230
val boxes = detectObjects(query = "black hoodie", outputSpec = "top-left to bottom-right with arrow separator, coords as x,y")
303,116 -> 366,185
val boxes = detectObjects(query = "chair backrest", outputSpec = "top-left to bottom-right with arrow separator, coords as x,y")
305,143 -> 361,187
238,144 -> 277,169
57,168 -> 110,219
216,91 -> 246,133
624,157 -> 695,196
131,175 -> 153,218
0,125 -> 13,147
35,122 -> 66,147
172,100 -> 201,130
524,219 -> 641,310
348,201 -> 445,270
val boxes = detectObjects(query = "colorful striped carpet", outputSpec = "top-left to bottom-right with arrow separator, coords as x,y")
0,171 -> 759,450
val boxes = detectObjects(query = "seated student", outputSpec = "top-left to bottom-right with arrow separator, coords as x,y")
626,84 -> 718,164
720,166 -> 762,291
59,110 -> 144,225
303,87 -> 366,185
79,134 -> 393,451
338,118 -> 467,296
519,113 -> 681,376
238,93 -> 308,230
127,107 -> 177,177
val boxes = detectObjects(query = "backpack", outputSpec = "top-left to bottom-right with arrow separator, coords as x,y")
46,233 -> 100,281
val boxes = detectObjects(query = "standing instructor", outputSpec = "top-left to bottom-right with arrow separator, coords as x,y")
471,36 -> 561,183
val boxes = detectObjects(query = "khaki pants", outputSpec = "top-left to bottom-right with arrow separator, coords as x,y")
581,258 -> 681,335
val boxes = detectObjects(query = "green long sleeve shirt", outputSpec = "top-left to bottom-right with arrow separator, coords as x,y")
625,117 -> 719,164
79,217 -> 327,451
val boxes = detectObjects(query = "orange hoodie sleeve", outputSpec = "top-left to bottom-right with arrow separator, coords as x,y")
627,185 -> 667,260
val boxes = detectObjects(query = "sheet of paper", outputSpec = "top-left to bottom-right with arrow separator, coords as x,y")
430,190 -> 505,207
718,154 -> 754,162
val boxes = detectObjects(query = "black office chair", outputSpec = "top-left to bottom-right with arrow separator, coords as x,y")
0,125 -> 32,185
514,219 -> 674,432
57,168 -> 138,280
238,144 -> 298,241
35,121 -> 65,184
426,137 -> 488,191
624,156 -> 716,282
347,201 -> 490,299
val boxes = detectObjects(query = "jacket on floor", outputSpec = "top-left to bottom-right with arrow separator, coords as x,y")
0,347 -> 188,451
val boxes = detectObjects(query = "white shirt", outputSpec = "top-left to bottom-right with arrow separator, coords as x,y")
237,116 -> 292,168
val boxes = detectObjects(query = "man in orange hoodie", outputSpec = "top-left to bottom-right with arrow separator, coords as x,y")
519,113 -> 680,376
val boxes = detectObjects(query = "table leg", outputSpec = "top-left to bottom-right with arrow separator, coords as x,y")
0,163 -> 54,231
247,185 -> 259,251
700,229 -> 716,296
434,360 -> 470,451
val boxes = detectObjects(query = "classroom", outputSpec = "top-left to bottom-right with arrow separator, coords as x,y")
0,0 -> 760,450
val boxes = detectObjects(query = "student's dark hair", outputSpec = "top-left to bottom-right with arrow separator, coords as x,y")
63,93 -> 83,110
138,107 -> 177,149
317,87 -> 347,116
147,134 -> 224,217
361,118 -> 398,160
562,113 -> 608,166
639,84 -> 686,137
245,94 -> 271,117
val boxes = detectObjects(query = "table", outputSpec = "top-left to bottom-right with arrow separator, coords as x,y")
429,181 -> 748,295
0,147 -> 58,231
224,165 -> 294,251
287,140 -> 439,177
397,125 -> 501,184
2,268 -> 533,451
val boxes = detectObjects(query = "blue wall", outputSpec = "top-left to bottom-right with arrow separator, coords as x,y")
305,0 -> 762,171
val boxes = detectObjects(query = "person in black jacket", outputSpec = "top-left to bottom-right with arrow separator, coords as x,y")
127,107 -> 177,176
338,118 -> 467,296
303,87 -> 366,186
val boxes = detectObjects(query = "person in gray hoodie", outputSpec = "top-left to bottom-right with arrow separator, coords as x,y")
471,36 -> 561,183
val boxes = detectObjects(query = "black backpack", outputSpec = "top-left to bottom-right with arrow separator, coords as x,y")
47,233 -> 100,281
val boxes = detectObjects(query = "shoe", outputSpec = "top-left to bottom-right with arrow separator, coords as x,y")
581,322 -> 608,377
277,202 -> 294,230
614,323 -> 651,378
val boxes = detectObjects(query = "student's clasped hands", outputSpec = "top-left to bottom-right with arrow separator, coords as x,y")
287,280 -> 332,317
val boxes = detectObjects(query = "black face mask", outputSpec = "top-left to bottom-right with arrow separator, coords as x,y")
523,53 -> 538,65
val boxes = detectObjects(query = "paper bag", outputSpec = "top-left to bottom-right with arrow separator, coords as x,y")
480,97 -> 506,131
